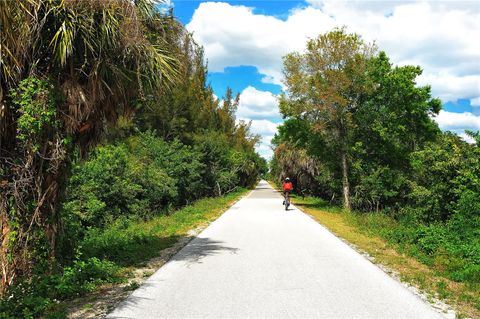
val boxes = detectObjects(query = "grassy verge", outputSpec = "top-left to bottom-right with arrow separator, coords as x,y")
291,195 -> 479,319
80,187 -> 250,266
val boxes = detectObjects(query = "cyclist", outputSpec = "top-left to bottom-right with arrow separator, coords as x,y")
282,177 -> 293,206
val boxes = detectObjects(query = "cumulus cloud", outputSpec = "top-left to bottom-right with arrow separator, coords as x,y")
245,119 -> 279,137
237,86 -> 281,120
432,110 -> 480,143
471,97 -> 480,107
235,87 -> 281,158
187,1 -> 480,103
187,3 -> 335,85
458,132 -> 476,144
434,110 -> 480,137
307,0 -> 480,15
236,118 -> 278,158
256,142 -> 274,159
257,133 -> 276,159
417,73 -> 480,103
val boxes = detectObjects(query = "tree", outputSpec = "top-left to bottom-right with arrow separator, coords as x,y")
466,130 -> 480,145
280,28 -> 376,210
349,52 -> 441,211
0,0 -> 177,294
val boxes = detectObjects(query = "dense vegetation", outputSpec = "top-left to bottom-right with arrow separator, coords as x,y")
0,1 -> 265,317
271,29 -> 480,293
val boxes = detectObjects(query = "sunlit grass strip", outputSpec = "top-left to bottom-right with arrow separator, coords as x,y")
82,188 -> 250,266
291,196 -> 479,319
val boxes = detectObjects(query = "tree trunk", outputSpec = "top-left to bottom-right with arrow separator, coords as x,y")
341,151 -> 351,211
0,193 -> 12,296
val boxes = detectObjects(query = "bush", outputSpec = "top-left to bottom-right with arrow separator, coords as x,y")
63,141 -> 177,229
0,257 -> 120,319
56,257 -> 122,299
79,220 -> 179,265
449,190 -> 480,241
451,264 -> 480,283
414,224 -> 448,256
352,166 -> 409,212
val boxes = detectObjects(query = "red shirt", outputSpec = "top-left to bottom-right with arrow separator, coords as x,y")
283,182 -> 293,192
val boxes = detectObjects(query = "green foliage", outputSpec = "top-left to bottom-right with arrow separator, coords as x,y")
352,166 -> 409,212
338,208 -> 480,284
409,133 -> 480,222
1,0 -> 180,302
55,258 -> 122,299
63,140 -> 177,229
58,131 -> 262,265
79,189 -> 246,266
272,31 -> 479,288
126,134 -> 206,205
0,257 -> 119,319
9,77 -> 59,145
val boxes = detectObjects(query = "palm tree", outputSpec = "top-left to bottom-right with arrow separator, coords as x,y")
0,0 -> 177,293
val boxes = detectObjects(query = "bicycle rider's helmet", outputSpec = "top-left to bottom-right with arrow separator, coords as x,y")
285,177 -> 290,181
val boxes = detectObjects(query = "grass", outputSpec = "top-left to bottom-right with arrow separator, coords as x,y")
81,188 -> 250,267
291,195 -> 479,319
83,189 -> 249,274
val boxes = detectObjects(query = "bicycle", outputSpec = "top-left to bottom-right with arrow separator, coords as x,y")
283,192 -> 290,210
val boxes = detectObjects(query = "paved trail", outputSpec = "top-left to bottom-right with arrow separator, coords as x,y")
108,181 -> 446,319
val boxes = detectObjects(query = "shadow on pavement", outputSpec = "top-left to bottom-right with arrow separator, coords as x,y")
172,237 -> 239,264
107,283 -> 158,318
107,238 -> 239,317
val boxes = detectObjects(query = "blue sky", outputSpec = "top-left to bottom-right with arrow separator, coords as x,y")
170,0 -> 480,158
173,0 -> 306,24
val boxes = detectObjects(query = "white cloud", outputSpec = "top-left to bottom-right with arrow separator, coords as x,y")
256,144 -> 273,160
237,86 -> 280,120
471,97 -> 480,107
258,133 -> 276,159
417,73 -> 480,103
236,118 -> 278,159
187,2 -> 335,83
187,1 -> 480,103
458,132 -> 476,144
235,86 -> 281,159
434,110 -> 480,131
307,0 -> 480,15
245,119 -> 279,136
433,110 -> 480,143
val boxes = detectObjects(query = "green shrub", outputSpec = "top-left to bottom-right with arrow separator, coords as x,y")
55,257 -> 122,299
449,190 -> 480,240
126,133 -> 206,205
64,142 -> 177,227
451,264 -> 480,283
0,257 -> 119,319
414,224 -> 448,256
0,276 -> 56,319
79,220 -> 179,265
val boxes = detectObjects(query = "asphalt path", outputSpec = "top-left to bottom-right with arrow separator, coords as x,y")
108,180 -> 447,319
